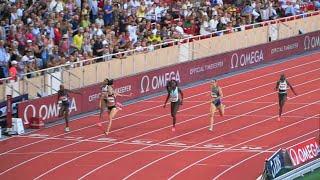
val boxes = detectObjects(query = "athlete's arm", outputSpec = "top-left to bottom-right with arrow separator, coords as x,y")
178,88 -> 184,105
218,87 -> 223,98
275,81 -> 280,91
287,80 -> 297,95
163,92 -> 170,108
99,93 -> 105,108
57,91 -> 61,103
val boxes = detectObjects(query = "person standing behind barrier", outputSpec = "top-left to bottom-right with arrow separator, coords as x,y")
57,85 -> 81,132
163,79 -> 184,132
209,79 -> 225,131
275,74 -> 297,121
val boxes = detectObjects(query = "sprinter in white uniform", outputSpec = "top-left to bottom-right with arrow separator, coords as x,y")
99,79 -> 132,135
163,79 -> 184,132
275,74 -> 297,121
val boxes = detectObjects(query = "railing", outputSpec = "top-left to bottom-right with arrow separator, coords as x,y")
23,78 -> 43,99
1,10 -> 320,101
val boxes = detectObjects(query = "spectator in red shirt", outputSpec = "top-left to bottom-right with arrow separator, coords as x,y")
9,60 -> 18,81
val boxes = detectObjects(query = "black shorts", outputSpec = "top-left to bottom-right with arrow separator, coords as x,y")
170,100 -> 181,117
212,98 -> 222,107
278,93 -> 287,103
107,106 -> 116,112
60,101 -> 70,112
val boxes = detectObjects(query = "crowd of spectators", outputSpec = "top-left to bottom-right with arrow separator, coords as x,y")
0,0 -> 319,80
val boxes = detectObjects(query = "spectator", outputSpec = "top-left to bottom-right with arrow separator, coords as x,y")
0,40 -> 9,78
9,60 -> 18,81
59,34 -> 71,56
95,13 -> 105,27
209,15 -> 219,31
81,14 -> 91,28
26,59 -> 39,78
73,27 -> 84,51
200,15 -> 211,35
0,0 -> 316,80
314,0 -> 320,10
103,1 -> 113,26
285,1 -> 297,16
92,35 -> 104,61
90,0 -> 99,22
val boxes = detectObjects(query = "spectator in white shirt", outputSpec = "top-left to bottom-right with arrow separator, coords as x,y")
209,15 -> 219,31
130,0 -> 141,10
155,3 -> 165,21
220,12 -> 231,24
200,15 -> 211,35
145,0 -> 154,7
127,22 -> 138,44
135,41 -> 144,52
10,6 -> 19,23
55,0 -> 65,13
95,14 -> 105,27
49,0 -> 57,12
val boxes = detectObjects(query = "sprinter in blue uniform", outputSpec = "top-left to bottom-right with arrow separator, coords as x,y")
209,79 -> 225,131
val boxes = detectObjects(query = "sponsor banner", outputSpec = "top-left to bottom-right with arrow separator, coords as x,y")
287,137 -> 320,167
229,48 -> 265,70
303,32 -> 320,51
137,55 -> 229,96
0,94 -> 28,117
267,30 -> 320,60
80,81 -> 135,113
17,82 -> 136,125
265,149 -> 286,179
18,94 -> 82,125
18,30 -> 320,124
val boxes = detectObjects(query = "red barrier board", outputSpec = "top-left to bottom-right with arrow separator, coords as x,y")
18,94 -> 83,124
18,30 -> 320,124
287,137 -> 320,167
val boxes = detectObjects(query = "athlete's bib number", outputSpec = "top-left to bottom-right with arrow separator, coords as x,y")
170,95 -> 178,102
279,82 -> 287,91
61,96 -> 68,101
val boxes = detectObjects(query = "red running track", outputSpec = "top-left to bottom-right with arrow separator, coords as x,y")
0,52 -> 320,180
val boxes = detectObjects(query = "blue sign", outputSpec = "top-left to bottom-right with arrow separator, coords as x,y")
265,149 -> 285,179
0,94 -> 28,117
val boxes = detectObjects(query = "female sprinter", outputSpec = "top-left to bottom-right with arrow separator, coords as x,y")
209,79 -> 225,131
98,78 -> 110,125
163,79 -> 184,132
275,74 -> 297,121
100,79 -> 132,135
57,84 -> 81,132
